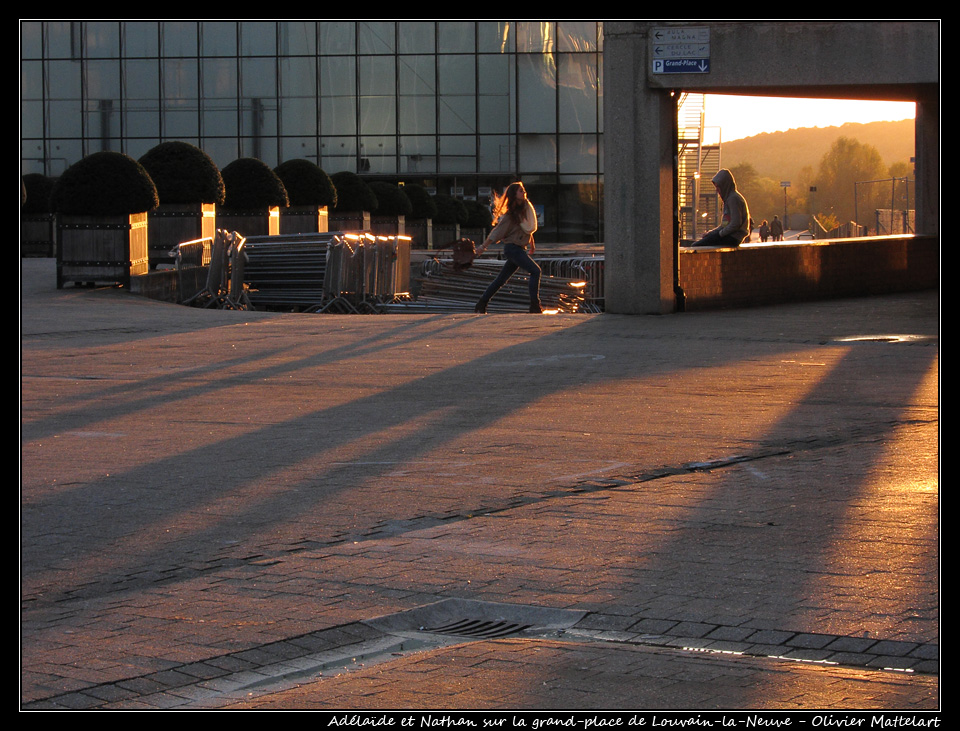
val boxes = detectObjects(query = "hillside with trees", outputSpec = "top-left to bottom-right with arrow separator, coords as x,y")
720,119 -> 914,228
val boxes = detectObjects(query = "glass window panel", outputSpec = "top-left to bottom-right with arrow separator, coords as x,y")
518,54 -> 556,133
360,135 -> 396,174
321,97 -> 356,136
320,22 -> 355,55
439,55 -> 475,134
479,135 -> 513,173
22,59 -> 42,101
597,53 -> 603,133
558,53 -> 598,133
400,136 -> 437,173
84,99 -> 120,153
123,59 -> 160,138
280,137 -> 319,166
321,136 -> 357,173
21,22 -> 43,58
320,55 -> 355,98
162,21 -> 197,57
558,173 -> 601,242
240,136 -> 278,165
399,55 -> 435,96
438,136 -> 475,173
22,139 -> 47,175
359,96 -> 395,136
399,94 -> 435,135
518,134 -> 556,172
123,22 -> 159,57
439,95 -> 475,135
241,96 -> 277,141
280,57 -> 317,136
47,100 -> 82,138
438,22 -> 474,53
45,139 -> 82,176
45,22 -> 78,59
201,22 -> 236,56
398,22 -> 434,54
281,22 -> 316,55
479,55 -> 513,134
557,21 -> 598,52
558,133 -> 597,173
360,55 -> 395,96
201,58 -> 237,136
21,101 -> 43,143
241,56 -> 276,99
358,21 -> 394,54
203,138 -> 239,170
478,22 -> 512,53
241,21 -> 276,56
45,59 -> 81,137
85,59 -> 120,100
516,21 -> 554,53
84,21 -> 119,58
124,138 -> 160,161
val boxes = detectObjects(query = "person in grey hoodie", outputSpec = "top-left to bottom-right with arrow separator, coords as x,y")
692,168 -> 751,247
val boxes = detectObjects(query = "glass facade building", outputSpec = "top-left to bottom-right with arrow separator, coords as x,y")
20,21 -> 604,242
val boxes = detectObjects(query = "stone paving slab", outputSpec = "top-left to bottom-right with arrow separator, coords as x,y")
19,259 -> 939,710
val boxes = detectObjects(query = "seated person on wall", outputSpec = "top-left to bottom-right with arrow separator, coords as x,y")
692,168 -> 751,247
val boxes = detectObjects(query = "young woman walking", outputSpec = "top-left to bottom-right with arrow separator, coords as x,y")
474,182 -> 542,314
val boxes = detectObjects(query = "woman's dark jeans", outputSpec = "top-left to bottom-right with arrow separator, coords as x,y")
480,243 -> 541,307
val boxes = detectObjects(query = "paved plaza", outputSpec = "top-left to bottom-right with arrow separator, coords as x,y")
19,259 -> 939,710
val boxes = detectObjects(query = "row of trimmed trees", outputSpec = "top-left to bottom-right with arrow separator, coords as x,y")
22,143 -> 494,287
23,143 -> 491,239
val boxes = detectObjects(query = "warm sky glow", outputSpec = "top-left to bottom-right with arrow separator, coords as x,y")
703,95 -> 917,144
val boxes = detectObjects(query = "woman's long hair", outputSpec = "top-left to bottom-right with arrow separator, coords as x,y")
491,182 -> 526,227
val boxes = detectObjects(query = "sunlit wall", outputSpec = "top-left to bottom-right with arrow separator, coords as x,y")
20,21 -> 604,242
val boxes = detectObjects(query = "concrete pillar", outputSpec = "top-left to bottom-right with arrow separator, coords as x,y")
915,87 -> 939,236
604,24 -> 677,315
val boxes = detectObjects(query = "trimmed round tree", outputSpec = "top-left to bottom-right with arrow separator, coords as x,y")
139,141 -> 225,205
463,199 -> 493,229
22,173 -> 55,215
52,151 -> 158,215
432,193 -> 468,226
330,171 -> 378,212
221,158 -> 289,209
403,183 -> 438,220
275,159 -> 337,208
368,182 -> 412,217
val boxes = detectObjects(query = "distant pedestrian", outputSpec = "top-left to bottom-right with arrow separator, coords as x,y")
759,219 -> 770,242
770,215 -> 784,241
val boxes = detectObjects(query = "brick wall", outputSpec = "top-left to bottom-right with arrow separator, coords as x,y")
679,235 -> 938,311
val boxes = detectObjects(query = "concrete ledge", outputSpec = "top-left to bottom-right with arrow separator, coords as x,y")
680,234 -> 938,311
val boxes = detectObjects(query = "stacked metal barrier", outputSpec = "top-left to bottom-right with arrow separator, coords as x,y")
320,234 -> 412,312
242,232 -> 338,311
391,255 -> 602,313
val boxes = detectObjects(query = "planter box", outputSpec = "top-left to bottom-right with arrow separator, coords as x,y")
147,202 -> 216,268
279,205 -> 329,235
432,224 -> 461,249
406,218 -> 433,249
21,213 -> 57,257
328,210 -> 371,234
217,206 -> 280,237
57,212 -> 149,289
370,214 -> 405,237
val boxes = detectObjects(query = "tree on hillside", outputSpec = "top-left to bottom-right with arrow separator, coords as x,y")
815,136 -> 886,224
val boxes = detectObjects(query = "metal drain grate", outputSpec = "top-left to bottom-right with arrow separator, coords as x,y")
424,618 -> 533,639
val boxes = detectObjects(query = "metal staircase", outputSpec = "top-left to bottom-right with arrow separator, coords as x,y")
677,93 -> 721,241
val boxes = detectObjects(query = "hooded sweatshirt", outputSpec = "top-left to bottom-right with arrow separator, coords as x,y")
711,169 -> 750,241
